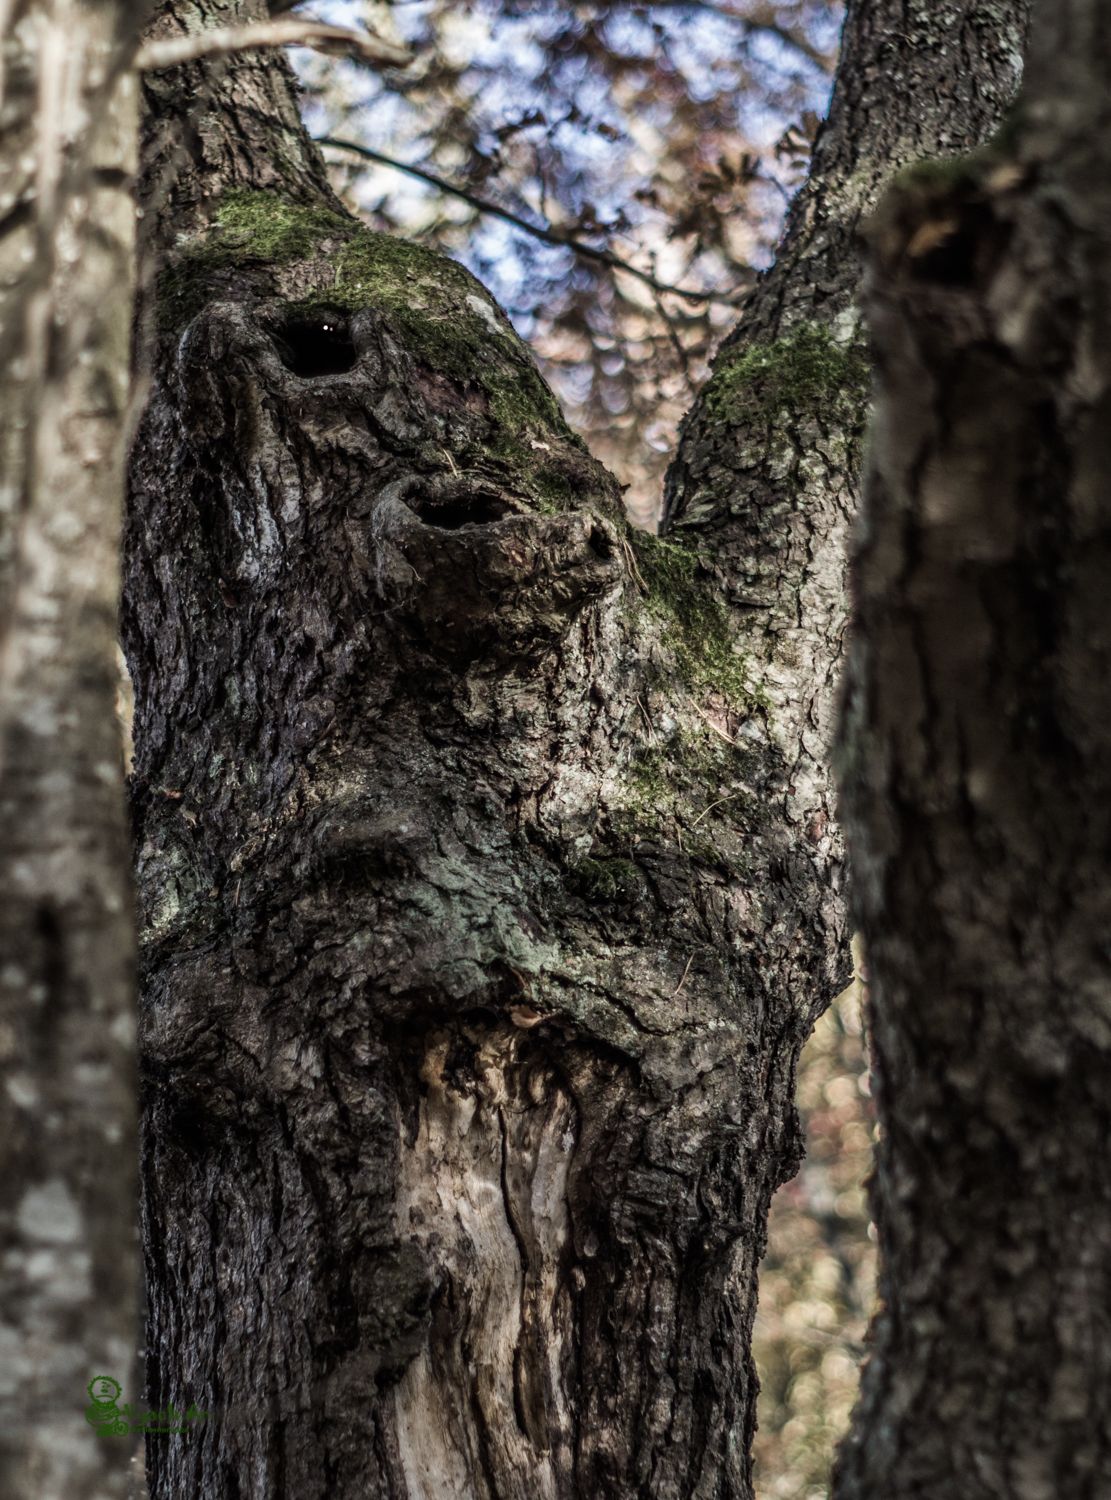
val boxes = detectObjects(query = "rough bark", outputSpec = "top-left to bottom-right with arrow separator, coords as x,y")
834,3 -> 1111,1495
0,3 -> 144,1498
664,0 -> 1029,969
124,5 -> 1023,1499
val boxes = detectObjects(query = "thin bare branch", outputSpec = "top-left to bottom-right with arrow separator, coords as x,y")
135,18 -> 412,72
651,282 -> 695,388
318,135 -> 753,308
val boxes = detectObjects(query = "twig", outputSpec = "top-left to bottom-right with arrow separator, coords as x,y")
691,701 -> 740,746
622,537 -> 649,594
670,953 -> 695,1000
318,136 -> 752,308
691,791 -> 745,826
652,282 -> 694,389
135,19 -> 412,72
636,696 -> 654,737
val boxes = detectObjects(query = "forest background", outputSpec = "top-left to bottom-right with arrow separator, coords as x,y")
267,5 -> 873,1496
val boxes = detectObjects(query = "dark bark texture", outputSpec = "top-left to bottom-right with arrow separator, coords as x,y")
835,2 -> 1111,1495
125,4 -> 1023,1499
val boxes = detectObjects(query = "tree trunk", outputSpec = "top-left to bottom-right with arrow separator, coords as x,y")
834,3 -> 1111,1495
0,3 -> 143,1497
125,4 -> 1024,1498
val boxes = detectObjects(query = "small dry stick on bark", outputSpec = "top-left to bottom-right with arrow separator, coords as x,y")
691,792 -> 749,827
621,536 -> 650,593
691,700 -> 741,747
671,954 -> 696,1000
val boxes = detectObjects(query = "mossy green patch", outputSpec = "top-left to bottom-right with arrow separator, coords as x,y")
629,531 -> 771,712
157,192 -> 349,330
700,323 -> 869,432
215,192 -> 351,262
156,190 -> 588,497
161,191 -> 516,374
626,744 -> 674,821
154,190 -> 617,519
160,191 -> 498,352
573,857 -> 645,902
623,727 -> 760,818
612,732 -> 760,872
485,370 -> 565,434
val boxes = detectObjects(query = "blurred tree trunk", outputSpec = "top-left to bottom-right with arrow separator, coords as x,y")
124,3 -> 1024,1498
835,2 -> 1111,1494
0,2 -> 143,1499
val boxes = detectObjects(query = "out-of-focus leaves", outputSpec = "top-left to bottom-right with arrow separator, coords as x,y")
752,975 -> 876,1500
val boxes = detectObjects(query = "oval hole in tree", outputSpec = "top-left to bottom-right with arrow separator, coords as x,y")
409,491 -> 513,529
275,311 -> 358,377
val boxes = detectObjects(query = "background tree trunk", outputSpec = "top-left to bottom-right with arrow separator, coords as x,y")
834,3 -> 1111,1494
0,3 -> 143,1497
125,3 -> 1025,1497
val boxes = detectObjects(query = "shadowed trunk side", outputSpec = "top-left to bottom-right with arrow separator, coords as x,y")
836,3 -> 1111,1494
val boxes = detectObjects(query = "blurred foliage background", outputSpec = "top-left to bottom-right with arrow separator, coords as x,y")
752,967 -> 876,1500
292,0 -> 843,523
285,7 -> 875,1495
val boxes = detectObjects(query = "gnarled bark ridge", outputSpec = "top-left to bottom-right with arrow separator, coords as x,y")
125,2 -> 1025,1497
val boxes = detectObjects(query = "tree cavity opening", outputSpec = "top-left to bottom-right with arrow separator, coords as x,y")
276,312 -> 358,377
409,491 -> 513,529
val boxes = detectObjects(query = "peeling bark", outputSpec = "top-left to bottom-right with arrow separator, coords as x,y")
835,3 -> 1111,1493
125,3 -> 1026,1498
0,3 -> 143,1498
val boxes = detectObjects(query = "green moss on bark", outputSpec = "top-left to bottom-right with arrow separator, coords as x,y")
573,857 -> 645,902
700,323 -> 869,431
155,190 -> 607,515
629,532 -> 772,714
157,192 -> 560,434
